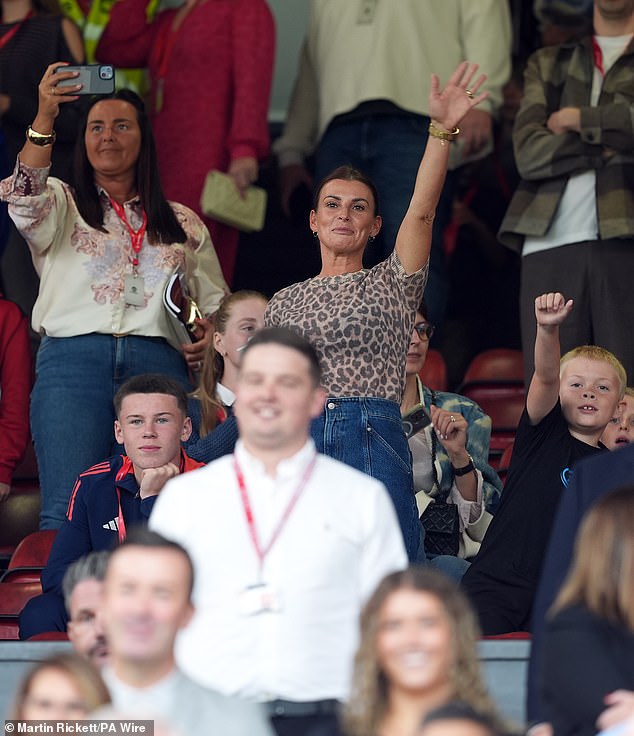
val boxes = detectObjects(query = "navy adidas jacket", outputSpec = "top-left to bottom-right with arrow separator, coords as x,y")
41,451 -> 203,595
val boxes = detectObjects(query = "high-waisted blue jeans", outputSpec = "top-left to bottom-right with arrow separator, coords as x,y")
311,396 -> 422,562
31,333 -> 191,529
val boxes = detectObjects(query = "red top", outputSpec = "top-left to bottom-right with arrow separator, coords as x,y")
0,297 -> 32,484
97,0 -> 275,281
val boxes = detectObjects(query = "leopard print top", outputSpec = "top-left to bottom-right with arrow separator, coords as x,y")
265,251 -> 428,402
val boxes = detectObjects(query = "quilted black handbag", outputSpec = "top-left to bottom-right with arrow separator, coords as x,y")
419,388 -> 460,557
420,494 -> 460,557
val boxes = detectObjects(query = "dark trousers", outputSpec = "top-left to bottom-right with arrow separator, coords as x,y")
270,714 -> 343,736
520,239 -> 634,385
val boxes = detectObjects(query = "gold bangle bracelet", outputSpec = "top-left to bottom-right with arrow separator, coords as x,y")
26,125 -> 56,147
428,123 -> 460,142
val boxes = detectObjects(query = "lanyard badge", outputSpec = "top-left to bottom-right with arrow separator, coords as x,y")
110,198 -> 148,306
233,454 -> 316,615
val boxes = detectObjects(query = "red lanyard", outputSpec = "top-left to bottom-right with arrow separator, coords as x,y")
592,37 -> 605,77
234,453 -> 317,571
110,198 -> 147,268
0,11 -> 34,51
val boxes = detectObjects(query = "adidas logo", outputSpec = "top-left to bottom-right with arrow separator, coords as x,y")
103,518 -> 119,532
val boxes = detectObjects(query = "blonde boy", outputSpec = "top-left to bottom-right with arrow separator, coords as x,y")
601,387 -> 634,449
462,292 -> 625,634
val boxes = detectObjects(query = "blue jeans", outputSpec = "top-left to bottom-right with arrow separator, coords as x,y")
428,554 -> 471,583
31,334 -> 191,529
310,397 -> 421,562
315,113 -> 456,328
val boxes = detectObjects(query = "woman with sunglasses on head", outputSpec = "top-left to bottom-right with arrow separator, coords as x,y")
401,302 -> 502,576
265,62 -> 488,562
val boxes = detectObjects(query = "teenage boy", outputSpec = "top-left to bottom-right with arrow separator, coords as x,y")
462,291 -> 626,634
19,373 -> 202,639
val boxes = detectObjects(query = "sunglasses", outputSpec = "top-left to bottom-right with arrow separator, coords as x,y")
413,321 -> 435,341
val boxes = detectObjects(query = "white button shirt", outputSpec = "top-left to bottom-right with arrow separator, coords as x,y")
149,439 -> 407,702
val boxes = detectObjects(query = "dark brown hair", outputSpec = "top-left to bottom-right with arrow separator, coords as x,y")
314,165 -> 380,216
72,90 -> 187,245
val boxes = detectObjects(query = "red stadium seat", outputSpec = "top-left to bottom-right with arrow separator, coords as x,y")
461,349 -> 525,385
459,385 -> 525,469
419,349 -> 448,393
1,530 -> 56,583
0,581 -> 43,639
0,484 -> 40,563
457,351 -> 525,469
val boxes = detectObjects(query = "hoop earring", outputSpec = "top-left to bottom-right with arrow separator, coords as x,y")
312,231 -> 318,238
368,235 -> 375,242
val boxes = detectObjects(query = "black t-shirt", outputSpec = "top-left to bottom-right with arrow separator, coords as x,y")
463,402 -> 604,591
541,604 -> 634,736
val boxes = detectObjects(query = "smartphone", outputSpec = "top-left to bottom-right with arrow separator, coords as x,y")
55,64 -> 115,95
402,404 -> 432,439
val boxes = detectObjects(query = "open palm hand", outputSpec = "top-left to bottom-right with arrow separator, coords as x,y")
428,62 -> 488,132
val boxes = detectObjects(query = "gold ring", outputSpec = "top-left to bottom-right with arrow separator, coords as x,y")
450,415 -> 456,422
51,87 -> 57,96
465,89 -> 474,99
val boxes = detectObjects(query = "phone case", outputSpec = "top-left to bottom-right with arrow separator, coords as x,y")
56,65 -> 115,95
402,404 -> 432,439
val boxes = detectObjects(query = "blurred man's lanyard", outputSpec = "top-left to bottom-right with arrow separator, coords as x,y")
357,0 -> 378,24
234,454 -> 316,580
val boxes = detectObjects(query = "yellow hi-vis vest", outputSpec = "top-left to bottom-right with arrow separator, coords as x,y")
59,0 -> 158,96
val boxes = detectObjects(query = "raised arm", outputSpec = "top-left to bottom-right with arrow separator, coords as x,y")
18,63 -> 80,171
395,62 -> 488,275
526,292 -> 573,424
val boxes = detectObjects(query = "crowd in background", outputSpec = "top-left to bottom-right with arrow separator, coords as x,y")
1,1 -> 633,735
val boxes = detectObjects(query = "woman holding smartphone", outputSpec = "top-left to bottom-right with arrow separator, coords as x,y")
0,63 -> 227,529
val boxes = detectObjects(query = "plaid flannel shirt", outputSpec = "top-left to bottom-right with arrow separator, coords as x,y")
499,34 -> 634,252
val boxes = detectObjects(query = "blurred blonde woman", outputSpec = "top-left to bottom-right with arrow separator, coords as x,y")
541,486 -> 634,736
11,652 -> 110,720
189,290 -> 267,438
344,567 -> 504,736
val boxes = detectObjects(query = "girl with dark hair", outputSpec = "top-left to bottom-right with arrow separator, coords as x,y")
0,62 -> 227,529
